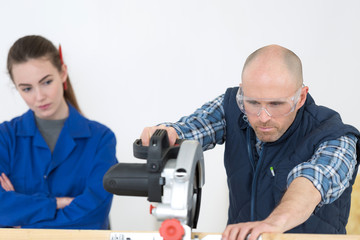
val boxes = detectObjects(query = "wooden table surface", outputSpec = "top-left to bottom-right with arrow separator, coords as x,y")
1,229 -> 360,240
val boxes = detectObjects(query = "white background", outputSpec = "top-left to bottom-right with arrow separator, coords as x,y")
0,0 -> 359,233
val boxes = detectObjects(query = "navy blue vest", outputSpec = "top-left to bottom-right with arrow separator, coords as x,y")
223,87 -> 360,233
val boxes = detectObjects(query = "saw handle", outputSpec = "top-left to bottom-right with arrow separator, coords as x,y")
133,139 -> 148,159
133,135 -> 184,159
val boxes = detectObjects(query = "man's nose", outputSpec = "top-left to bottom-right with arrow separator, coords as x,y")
257,107 -> 272,122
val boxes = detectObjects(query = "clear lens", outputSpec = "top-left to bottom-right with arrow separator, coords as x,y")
236,87 -> 301,117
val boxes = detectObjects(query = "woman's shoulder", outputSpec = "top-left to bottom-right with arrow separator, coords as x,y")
79,118 -> 116,145
68,106 -> 115,138
0,110 -> 33,130
86,118 -> 113,133
0,110 -> 34,142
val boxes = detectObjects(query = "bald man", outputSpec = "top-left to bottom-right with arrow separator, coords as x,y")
141,45 -> 360,240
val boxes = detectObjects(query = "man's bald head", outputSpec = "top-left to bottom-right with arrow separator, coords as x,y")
240,45 -> 308,143
242,45 -> 303,89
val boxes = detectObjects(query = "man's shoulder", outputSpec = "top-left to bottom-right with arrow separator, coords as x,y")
223,86 -> 239,106
303,94 -> 342,124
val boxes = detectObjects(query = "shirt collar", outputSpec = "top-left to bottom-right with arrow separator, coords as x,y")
16,103 -> 91,138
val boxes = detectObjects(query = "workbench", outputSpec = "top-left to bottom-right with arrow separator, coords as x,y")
1,229 -> 360,240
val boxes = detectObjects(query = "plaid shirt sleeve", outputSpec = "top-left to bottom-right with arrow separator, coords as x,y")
287,134 -> 358,207
161,94 -> 226,151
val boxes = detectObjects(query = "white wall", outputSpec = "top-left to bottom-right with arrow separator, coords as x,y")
0,0 -> 359,233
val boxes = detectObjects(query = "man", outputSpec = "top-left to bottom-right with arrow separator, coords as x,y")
141,45 -> 360,240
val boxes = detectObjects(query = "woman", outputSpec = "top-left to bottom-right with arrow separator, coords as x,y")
0,35 -> 117,229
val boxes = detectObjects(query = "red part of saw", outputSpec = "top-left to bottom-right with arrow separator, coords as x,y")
159,219 -> 185,240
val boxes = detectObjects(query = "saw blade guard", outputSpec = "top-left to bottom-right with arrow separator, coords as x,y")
103,129 -> 205,229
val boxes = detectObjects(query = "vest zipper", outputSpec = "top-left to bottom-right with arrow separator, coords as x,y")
246,129 -> 255,171
247,128 -> 264,221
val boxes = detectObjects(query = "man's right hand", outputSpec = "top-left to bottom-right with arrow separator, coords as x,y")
140,125 -> 179,146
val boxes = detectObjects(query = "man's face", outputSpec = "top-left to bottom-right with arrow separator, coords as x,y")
241,61 -> 306,142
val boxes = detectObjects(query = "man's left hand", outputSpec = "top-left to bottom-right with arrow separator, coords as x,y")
222,220 -> 280,240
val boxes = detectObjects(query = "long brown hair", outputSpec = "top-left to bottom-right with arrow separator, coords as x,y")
7,35 -> 81,113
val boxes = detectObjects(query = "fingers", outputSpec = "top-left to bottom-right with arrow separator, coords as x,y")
166,126 -> 179,145
222,222 -> 263,240
222,223 -> 249,240
248,230 -> 262,240
56,197 -> 75,209
140,125 -> 179,146
0,173 -> 15,191
0,176 -> 6,191
140,127 -> 154,146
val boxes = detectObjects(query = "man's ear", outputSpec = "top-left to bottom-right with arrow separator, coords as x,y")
297,86 -> 309,109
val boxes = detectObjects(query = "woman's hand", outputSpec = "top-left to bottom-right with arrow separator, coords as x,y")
0,173 -> 21,227
56,197 -> 75,209
0,173 -> 15,191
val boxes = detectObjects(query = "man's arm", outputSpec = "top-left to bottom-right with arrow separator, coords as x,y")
223,134 -> 358,240
222,177 -> 321,240
263,177 -> 321,230
141,94 -> 226,150
288,135 -> 357,206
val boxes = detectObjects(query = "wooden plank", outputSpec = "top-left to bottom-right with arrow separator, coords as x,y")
1,229 -> 360,240
0,229 -> 110,240
262,233 -> 360,240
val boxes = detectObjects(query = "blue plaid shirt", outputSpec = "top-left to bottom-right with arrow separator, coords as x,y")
162,94 -> 357,206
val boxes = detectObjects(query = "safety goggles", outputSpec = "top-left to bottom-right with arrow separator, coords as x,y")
236,86 -> 302,117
